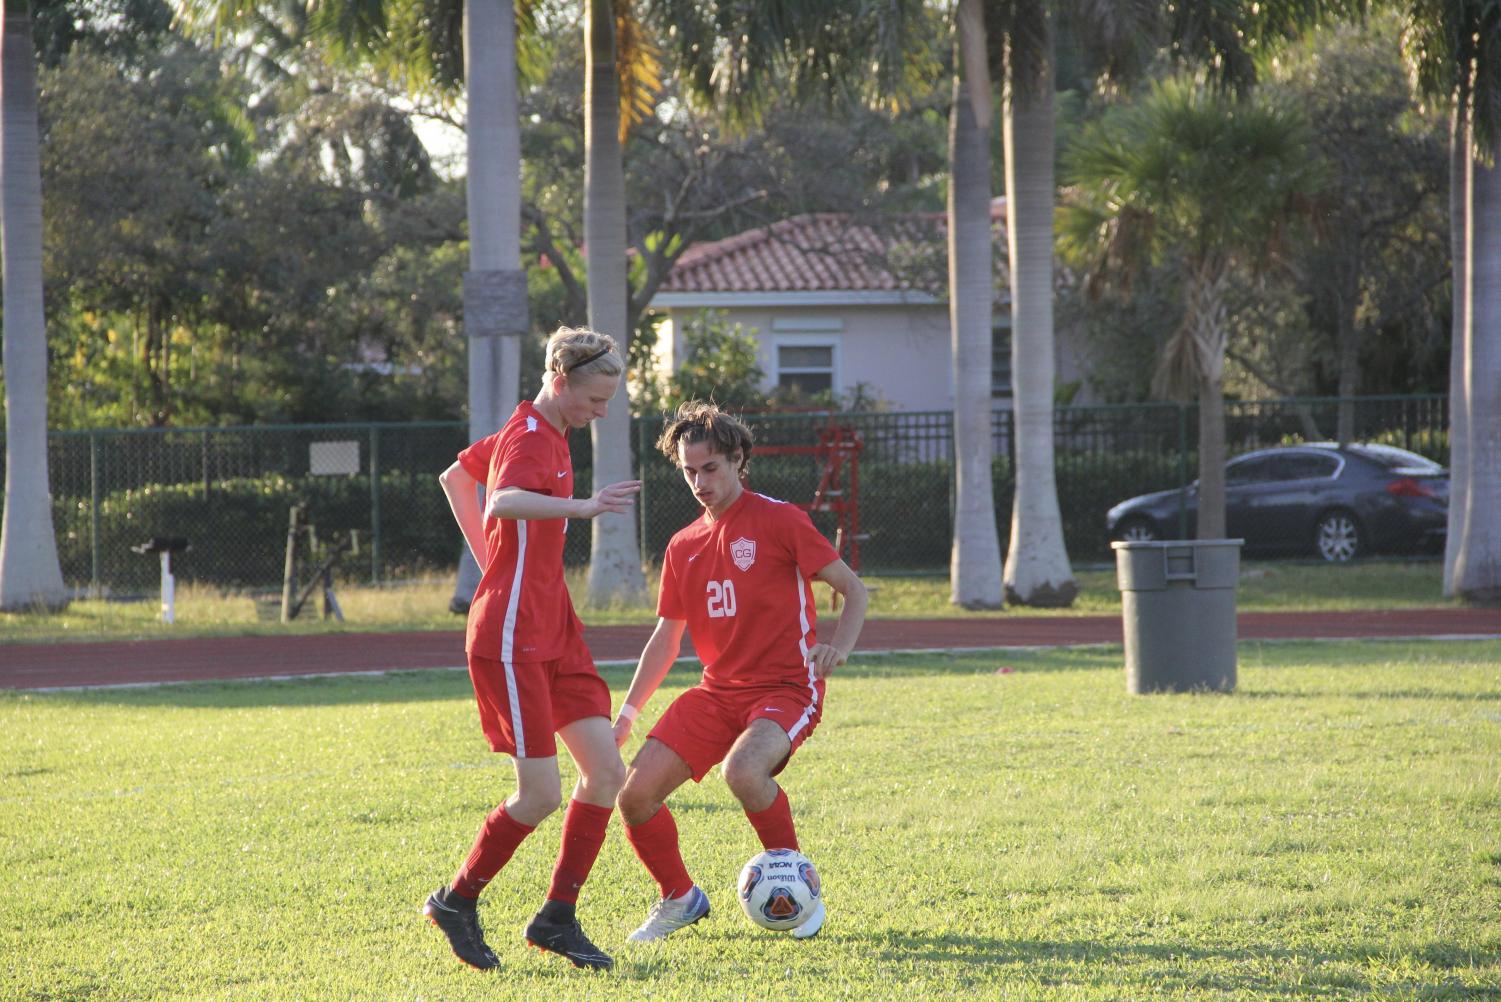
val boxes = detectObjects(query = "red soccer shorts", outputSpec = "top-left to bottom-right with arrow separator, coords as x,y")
467,637 -> 611,758
647,680 -> 826,782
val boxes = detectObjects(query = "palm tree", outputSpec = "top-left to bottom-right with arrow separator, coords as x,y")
453,0 -> 529,607
1403,0 -> 1501,603
1058,76 -> 1322,539
947,0 -> 1005,609
0,0 -> 69,611
997,0 -> 1074,607
582,0 -> 647,604
1458,154 -> 1501,602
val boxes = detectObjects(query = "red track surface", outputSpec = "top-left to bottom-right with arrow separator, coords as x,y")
3,607 -> 1498,690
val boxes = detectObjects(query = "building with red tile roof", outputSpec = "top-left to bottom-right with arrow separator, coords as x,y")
645,199 -> 1089,411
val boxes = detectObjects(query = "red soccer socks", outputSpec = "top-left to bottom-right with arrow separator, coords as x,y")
624,805 -> 695,900
744,785 -> 800,852
545,799 -> 613,905
450,805 -> 536,899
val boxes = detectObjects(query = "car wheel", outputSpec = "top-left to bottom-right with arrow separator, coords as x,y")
1314,509 -> 1361,562
1117,517 -> 1158,543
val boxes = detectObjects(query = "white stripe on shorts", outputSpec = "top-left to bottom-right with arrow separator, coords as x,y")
501,520 -> 529,755
785,565 -> 819,741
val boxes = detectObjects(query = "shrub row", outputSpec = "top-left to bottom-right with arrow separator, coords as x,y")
44,446 -> 1192,591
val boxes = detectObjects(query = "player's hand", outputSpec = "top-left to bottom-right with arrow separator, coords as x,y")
611,715 -> 634,748
590,480 -> 642,517
806,642 -> 848,680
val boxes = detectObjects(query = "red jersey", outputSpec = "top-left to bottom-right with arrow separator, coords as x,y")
658,490 -> 840,691
457,401 -> 583,662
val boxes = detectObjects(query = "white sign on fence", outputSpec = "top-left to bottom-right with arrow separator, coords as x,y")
310,440 -> 361,476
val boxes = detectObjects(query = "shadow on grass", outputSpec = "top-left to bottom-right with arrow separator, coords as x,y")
1239,688 -> 1501,702
842,931 -> 1494,995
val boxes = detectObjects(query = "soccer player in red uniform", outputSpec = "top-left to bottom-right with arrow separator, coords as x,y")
426,327 -> 641,972
612,401 -> 868,942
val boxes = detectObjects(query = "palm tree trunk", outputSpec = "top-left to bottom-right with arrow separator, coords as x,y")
1196,371 -> 1227,539
584,0 -> 645,604
1334,261 -> 1359,445
0,0 -> 68,610
451,0 -> 527,611
1443,106 -> 1470,596
1001,20 -> 1075,608
1454,154 -> 1501,603
1187,270 -> 1229,539
947,0 -> 1003,609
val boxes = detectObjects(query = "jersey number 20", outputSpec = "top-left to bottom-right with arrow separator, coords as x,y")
706,579 -> 737,618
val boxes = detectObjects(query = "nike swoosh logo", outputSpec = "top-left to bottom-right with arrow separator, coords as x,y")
557,471 -> 568,478
687,554 -> 699,562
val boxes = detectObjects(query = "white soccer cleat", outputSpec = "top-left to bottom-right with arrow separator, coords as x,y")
627,885 -> 711,942
789,898 -> 825,940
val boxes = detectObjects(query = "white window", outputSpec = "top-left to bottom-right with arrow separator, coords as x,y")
772,319 -> 842,397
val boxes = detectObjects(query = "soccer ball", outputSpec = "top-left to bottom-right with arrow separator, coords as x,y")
737,848 -> 821,931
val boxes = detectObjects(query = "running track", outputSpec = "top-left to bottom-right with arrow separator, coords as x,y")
3,607 -> 1498,690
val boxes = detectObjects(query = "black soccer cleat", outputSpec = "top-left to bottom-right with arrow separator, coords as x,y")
522,911 -> 614,971
423,887 -> 500,971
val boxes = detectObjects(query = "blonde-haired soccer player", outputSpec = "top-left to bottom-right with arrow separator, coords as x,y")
428,327 -> 640,971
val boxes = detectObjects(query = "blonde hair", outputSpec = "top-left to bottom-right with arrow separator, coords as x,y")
545,326 -> 624,382
657,400 -> 754,477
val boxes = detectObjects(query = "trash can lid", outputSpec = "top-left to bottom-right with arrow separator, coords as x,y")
1111,539 -> 1244,549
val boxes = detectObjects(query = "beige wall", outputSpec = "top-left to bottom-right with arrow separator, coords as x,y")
654,300 -> 1095,411
658,304 -> 956,412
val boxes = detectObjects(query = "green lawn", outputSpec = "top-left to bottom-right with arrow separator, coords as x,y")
3,638 -> 1498,999
0,559 -> 1461,645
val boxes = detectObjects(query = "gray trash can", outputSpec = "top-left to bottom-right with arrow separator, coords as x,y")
1111,539 -> 1243,693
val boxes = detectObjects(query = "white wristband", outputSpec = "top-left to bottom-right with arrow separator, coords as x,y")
617,703 -> 640,722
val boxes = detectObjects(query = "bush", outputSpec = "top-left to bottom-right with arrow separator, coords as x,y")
52,472 -> 463,592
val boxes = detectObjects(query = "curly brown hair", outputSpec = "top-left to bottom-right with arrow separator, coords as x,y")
656,400 -> 754,476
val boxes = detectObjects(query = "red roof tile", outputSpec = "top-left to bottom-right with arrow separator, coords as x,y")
661,200 -> 1007,294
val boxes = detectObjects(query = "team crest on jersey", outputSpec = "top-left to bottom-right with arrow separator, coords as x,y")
730,537 -> 757,571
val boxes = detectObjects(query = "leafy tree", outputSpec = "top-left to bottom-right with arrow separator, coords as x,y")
39,47 -> 252,426
1266,15 -> 1449,441
632,310 -> 768,416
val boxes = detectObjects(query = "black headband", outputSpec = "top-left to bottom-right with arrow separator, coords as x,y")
565,347 -> 611,373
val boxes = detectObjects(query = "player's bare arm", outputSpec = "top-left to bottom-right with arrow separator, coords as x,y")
438,461 -> 488,567
613,617 -> 688,747
807,558 -> 868,679
487,480 -> 642,521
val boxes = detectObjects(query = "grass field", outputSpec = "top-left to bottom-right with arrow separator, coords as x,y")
3,638 -> 1498,1000
0,559 -> 1462,645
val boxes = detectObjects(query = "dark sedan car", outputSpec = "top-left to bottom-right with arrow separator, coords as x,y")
1106,443 -> 1448,561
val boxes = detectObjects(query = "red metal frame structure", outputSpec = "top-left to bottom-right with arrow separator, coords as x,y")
756,418 -> 864,571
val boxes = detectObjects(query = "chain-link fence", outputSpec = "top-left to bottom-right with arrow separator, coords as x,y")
0,395 -> 1448,593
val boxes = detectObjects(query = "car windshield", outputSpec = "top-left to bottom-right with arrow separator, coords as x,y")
1348,443 -> 1444,474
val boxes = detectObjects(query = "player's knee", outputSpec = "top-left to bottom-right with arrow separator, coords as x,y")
584,756 -> 626,801
615,777 -> 656,826
721,754 -> 769,803
513,781 -> 563,820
